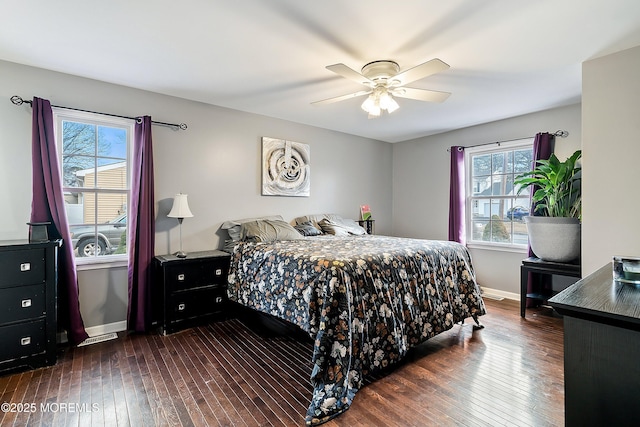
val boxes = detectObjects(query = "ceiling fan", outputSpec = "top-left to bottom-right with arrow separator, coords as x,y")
312,59 -> 451,118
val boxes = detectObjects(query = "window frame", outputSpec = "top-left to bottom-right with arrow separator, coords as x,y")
53,108 -> 134,267
465,138 -> 533,253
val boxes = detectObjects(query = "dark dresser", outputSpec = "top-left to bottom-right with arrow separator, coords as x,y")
0,240 -> 59,373
549,263 -> 640,427
155,250 -> 231,334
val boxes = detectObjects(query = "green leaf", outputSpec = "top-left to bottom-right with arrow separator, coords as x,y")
513,150 -> 582,219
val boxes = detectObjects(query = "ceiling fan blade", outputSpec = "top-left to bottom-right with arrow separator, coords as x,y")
326,63 -> 373,86
393,87 -> 451,103
392,58 -> 450,86
311,90 -> 372,105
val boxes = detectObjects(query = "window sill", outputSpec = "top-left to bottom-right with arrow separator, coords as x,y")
75,255 -> 128,271
467,242 -> 528,254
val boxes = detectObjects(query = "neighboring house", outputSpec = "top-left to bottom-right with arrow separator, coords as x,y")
472,178 -> 521,219
73,161 -> 127,224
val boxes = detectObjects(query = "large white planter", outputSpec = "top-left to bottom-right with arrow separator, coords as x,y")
524,216 -> 581,263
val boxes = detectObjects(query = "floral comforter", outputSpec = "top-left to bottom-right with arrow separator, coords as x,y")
227,235 -> 486,425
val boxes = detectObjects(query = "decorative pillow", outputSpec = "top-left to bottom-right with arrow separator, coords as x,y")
240,219 -> 303,242
294,221 -> 323,236
221,239 -> 237,254
340,218 -> 367,235
221,215 -> 285,241
294,214 -> 344,231
318,218 -> 366,236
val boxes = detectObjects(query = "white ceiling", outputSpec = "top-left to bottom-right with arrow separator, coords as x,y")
3,1 -> 640,143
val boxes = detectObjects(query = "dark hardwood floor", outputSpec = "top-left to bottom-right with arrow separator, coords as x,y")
0,298 -> 564,426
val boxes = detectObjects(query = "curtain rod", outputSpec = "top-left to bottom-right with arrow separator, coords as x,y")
10,95 -> 188,130
446,130 -> 568,152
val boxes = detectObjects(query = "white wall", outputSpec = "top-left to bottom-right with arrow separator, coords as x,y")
582,45 -> 640,275
392,104 -> 582,296
0,60 -> 392,328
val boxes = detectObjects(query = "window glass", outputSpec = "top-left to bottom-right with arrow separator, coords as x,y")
55,110 -> 132,261
467,140 -> 533,248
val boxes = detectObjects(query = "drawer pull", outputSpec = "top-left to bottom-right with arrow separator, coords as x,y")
177,273 -> 185,281
21,299 -> 32,308
215,268 -> 223,276
20,262 -> 31,272
177,303 -> 186,311
21,337 -> 31,346
215,296 -> 223,304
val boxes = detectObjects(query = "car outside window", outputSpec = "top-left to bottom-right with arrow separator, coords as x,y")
465,139 -> 533,250
54,109 -> 132,262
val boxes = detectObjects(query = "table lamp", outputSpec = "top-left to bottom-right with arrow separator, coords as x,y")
167,193 -> 193,258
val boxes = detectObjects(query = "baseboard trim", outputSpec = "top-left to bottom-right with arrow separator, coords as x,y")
481,286 -> 519,301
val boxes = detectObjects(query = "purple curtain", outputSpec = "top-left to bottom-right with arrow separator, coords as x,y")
127,116 -> 155,332
448,146 -> 466,245
529,132 -> 554,221
31,97 -> 89,345
526,132 -> 554,306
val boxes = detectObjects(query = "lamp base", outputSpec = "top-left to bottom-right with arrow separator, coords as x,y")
174,251 -> 188,258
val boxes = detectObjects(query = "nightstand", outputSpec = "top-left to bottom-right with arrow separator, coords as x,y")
154,249 -> 231,334
358,219 -> 375,234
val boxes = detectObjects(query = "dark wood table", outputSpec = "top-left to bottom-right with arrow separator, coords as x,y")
548,263 -> 640,427
520,257 -> 581,318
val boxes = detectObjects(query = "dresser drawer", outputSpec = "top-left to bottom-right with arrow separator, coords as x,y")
165,259 -> 228,291
0,284 -> 46,325
169,287 -> 227,323
0,319 -> 47,361
0,248 -> 46,289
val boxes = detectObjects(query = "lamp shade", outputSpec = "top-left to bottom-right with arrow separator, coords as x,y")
167,193 -> 194,219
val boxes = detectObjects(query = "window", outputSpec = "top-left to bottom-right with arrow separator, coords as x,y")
466,139 -> 533,249
54,109 -> 133,262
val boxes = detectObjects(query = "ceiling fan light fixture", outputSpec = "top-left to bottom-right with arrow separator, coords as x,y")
361,88 -> 399,117
314,58 -> 450,115
379,90 -> 399,113
368,103 -> 381,117
386,96 -> 400,113
361,94 -> 378,114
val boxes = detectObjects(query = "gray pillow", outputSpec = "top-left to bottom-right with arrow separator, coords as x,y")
294,221 -> 323,236
221,215 -> 285,241
221,239 -> 237,254
240,219 -> 303,242
294,214 -> 344,231
318,218 -> 366,236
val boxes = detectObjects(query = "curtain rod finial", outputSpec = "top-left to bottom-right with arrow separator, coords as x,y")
555,130 -> 569,138
10,95 -> 25,106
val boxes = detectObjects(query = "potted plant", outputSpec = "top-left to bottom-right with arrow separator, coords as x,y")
514,150 -> 582,262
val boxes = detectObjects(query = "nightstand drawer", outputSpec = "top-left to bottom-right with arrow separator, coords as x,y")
0,248 -> 46,289
165,260 -> 228,291
0,284 -> 46,324
169,287 -> 227,322
0,319 -> 46,361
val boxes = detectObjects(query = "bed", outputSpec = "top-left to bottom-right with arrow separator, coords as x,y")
224,215 -> 486,425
